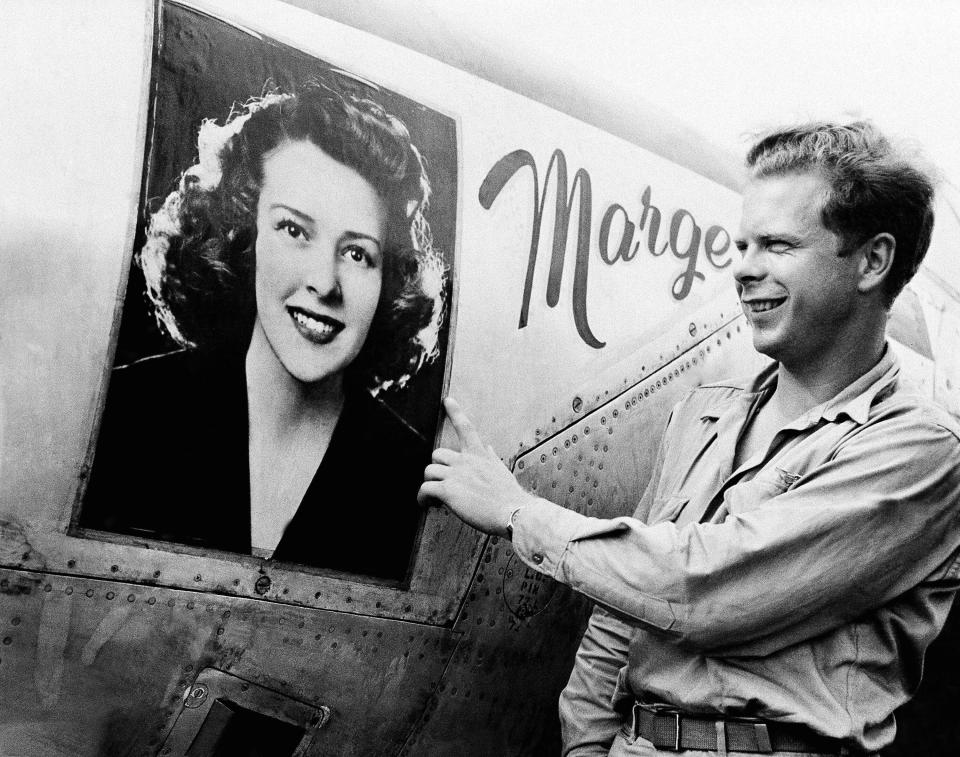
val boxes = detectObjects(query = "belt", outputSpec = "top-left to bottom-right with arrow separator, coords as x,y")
624,702 -> 846,754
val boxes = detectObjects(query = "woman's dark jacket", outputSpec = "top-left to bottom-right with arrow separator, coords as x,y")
81,349 -> 428,581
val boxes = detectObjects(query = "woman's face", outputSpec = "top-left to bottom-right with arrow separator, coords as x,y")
253,139 -> 388,386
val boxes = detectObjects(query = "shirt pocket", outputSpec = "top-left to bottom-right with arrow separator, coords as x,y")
648,495 -> 689,524
724,467 -> 801,516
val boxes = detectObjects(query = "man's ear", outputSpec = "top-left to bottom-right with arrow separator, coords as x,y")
857,232 -> 895,295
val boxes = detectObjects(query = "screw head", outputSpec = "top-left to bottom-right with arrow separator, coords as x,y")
183,684 -> 208,708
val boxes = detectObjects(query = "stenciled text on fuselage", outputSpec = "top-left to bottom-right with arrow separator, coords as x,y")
478,148 -> 732,349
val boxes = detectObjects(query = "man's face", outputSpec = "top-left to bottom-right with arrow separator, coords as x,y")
734,171 -> 864,368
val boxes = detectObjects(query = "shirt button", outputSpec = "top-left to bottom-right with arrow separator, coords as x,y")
532,553 -> 544,565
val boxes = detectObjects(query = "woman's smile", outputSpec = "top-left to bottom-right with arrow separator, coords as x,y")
288,305 -> 344,344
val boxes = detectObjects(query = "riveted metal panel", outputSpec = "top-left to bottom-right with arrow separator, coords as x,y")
0,570 -> 460,757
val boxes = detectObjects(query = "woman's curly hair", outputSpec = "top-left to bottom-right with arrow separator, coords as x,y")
139,79 -> 447,393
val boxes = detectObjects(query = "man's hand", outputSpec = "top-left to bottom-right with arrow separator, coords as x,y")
419,397 -> 535,537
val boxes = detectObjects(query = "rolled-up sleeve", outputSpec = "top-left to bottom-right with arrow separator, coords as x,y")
513,415 -> 960,654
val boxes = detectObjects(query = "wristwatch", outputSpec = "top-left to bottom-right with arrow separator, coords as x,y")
505,506 -> 524,541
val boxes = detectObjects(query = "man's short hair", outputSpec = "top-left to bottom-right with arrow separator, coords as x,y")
746,121 -> 936,305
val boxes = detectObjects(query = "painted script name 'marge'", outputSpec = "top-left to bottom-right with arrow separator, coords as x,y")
479,148 -> 732,349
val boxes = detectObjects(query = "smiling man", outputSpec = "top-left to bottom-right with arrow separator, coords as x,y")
421,121 -> 960,756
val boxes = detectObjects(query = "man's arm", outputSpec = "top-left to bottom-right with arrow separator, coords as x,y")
423,398 -> 960,654
517,414 -> 960,653
559,606 -> 633,756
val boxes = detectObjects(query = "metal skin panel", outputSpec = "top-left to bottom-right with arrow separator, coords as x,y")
0,570 -> 460,756
914,270 -> 960,417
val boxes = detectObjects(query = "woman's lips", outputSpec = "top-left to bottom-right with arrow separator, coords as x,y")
288,306 -> 344,344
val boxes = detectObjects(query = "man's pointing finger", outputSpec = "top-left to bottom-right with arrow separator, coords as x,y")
443,396 -> 483,450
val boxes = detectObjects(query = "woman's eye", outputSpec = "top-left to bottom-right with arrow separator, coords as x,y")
276,219 -> 307,241
342,245 -> 372,266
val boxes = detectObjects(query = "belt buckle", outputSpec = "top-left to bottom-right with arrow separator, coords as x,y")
672,711 -> 681,751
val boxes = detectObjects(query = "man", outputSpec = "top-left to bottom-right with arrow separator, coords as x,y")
420,121 -> 960,756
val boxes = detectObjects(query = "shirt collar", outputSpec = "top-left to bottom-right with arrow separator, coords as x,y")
698,345 -> 899,428
805,346 -> 899,426
699,361 -> 778,421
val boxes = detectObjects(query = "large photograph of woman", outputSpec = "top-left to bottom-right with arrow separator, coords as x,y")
79,6 -> 456,583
